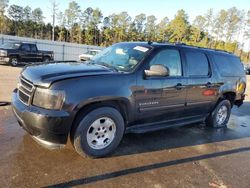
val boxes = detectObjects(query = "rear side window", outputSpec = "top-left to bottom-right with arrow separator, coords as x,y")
185,51 -> 209,76
30,44 -> 37,52
213,54 -> 244,76
21,44 -> 30,51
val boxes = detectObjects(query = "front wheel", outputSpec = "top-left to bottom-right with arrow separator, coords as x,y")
9,57 -> 18,66
72,107 -> 125,158
206,99 -> 231,128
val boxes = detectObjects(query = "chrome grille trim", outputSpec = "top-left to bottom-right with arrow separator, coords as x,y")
18,77 -> 35,106
20,77 -> 34,92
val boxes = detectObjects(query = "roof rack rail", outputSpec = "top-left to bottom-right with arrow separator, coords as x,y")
174,42 -> 186,45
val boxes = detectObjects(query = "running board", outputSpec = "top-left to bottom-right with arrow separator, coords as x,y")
125,117 -> 205,134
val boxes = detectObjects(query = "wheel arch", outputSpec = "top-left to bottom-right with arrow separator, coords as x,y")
218,91 -> 236,107
70,98 -> 132,143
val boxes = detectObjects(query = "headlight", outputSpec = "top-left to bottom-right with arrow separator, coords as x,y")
236,82 -> 246,94
0,50 -> 7,56
32,87 -> 65,110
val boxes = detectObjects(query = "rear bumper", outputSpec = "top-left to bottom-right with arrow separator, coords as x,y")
12,89 -> 72,149
0,56 -> 9,64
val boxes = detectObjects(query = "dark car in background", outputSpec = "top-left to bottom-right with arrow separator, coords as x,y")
244,64 -> 250,75
0,42 -> 54,66
12,42 -> 246,158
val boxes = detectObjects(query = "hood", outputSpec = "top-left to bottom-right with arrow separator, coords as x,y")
21,62 -> 116,88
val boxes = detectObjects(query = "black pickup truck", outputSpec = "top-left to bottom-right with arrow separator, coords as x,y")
0,42 -> 54,66
12,42 -> 246,158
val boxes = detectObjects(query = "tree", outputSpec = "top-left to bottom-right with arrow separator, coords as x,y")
213,10 -> 228,40
134,13 -> 146,40
0,0 -> 8,34
145,15 -> 157,41
8,4 -> 24,35
226,7 -> 241,42
57,11 -> 66,41
168,9 -> 189,42
244,10 -> 250,61
32,8 -> 44,38
204,9 -> 214,34
64,1 -> 81,42
156,16 -> 169,42
193,15 -> 206,31
22,6 -> 33,37
50,0 -> 58,41
82,7 -> 103,45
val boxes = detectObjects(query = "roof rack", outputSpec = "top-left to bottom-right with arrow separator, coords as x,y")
166,42 -> 232,54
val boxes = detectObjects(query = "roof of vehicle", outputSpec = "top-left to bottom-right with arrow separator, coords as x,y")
6,41 -> 36,45
89,49 -> 102,52
119,41 -> 236,57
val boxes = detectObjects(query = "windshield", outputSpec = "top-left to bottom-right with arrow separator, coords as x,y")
87,50 -> 99,55
0,42 -> 20,49
91,43 -> 150,72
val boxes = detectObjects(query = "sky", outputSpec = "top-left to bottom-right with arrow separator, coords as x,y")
9,0 -> 250,24
8,0 -> 250,50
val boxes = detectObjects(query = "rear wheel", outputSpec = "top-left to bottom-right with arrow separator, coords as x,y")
72,107 -> 125,158
206,99 -> 231,128
43,57 -> 50,62
9,57 -> 18,66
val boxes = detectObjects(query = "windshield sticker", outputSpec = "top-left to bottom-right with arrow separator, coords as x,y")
133,46 -> 149,53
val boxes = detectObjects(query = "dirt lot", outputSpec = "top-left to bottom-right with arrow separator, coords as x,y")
0,65 -> 250,187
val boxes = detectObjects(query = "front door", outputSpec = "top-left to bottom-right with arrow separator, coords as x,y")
20,44 -> 31,62
135,48 -> 187,124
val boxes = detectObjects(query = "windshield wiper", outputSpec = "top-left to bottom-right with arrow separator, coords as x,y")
88,61 -> 119,72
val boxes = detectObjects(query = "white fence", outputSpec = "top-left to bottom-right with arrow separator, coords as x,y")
0,34 -> 103,61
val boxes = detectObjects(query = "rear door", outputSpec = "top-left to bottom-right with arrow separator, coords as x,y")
183,49 -> 217,117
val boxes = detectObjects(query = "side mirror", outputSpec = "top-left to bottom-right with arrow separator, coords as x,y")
144,64 -> 169,77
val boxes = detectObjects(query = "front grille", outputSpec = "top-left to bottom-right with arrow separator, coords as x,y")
18,77 -> 35,105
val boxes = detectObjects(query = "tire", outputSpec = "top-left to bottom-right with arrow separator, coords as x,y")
205,99 -> 231,128
9,57 -> 18,67
43,57 -> 50,62
72,107 -> 125,158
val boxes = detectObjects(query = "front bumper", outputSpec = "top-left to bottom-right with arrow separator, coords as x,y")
12,89 -> 72,149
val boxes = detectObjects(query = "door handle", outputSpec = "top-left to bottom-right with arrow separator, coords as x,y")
175,83 -> 185,90
206,82 -> 213,88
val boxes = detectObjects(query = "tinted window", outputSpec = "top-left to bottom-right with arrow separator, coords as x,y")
185,51 -> 209,76
21,44 -> 30,51
150,49 -> 182,76
30,44 -> 37,52
213,54 -> 244,76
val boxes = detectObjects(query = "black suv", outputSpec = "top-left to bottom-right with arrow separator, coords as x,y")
12,42 -> 246,157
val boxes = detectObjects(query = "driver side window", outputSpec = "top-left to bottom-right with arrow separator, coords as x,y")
150,49 -> 182,76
